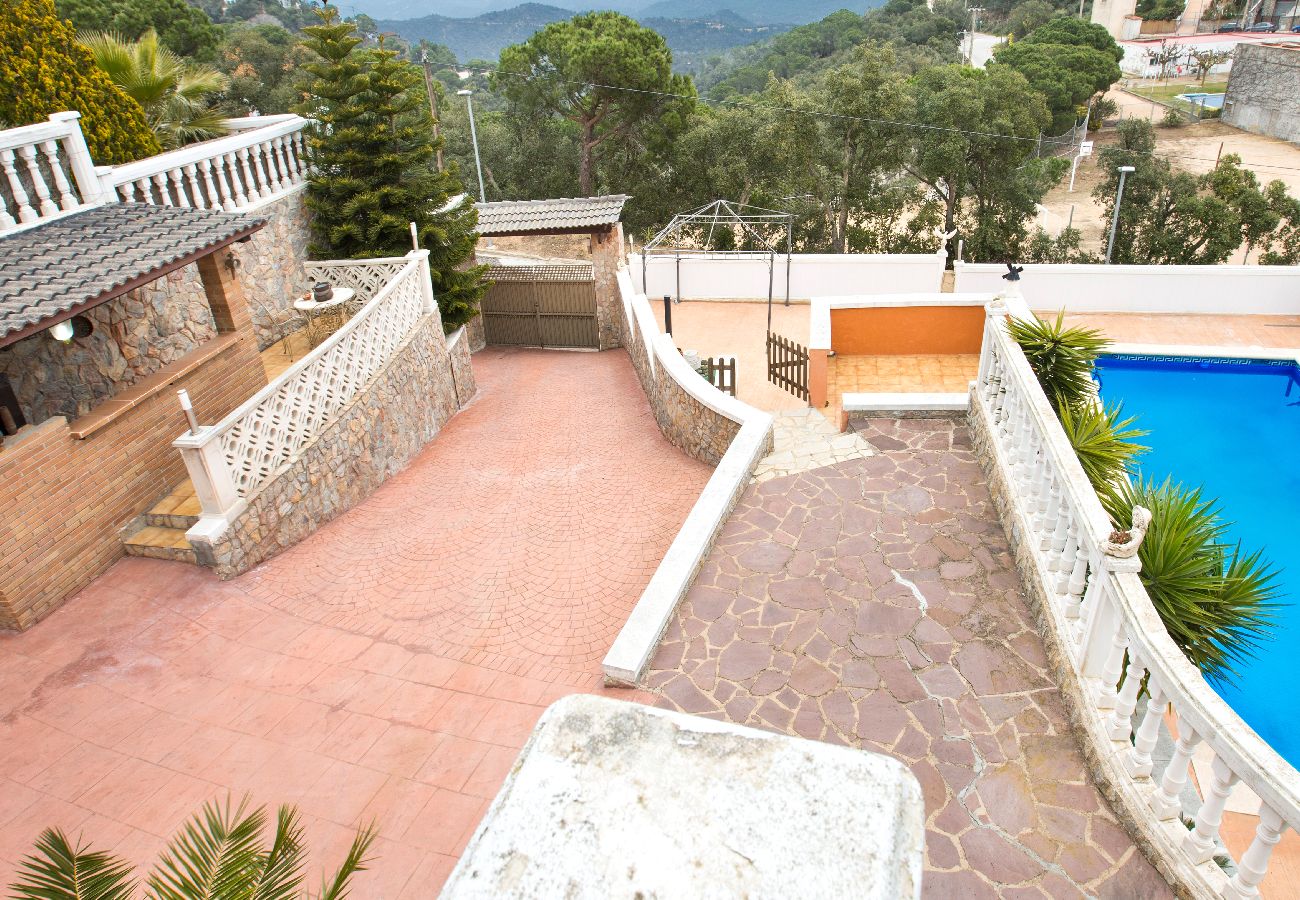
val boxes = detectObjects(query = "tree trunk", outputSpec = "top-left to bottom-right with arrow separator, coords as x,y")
837,129 -> 853,253
579,119 -> 596,196
944,185 -> 959,263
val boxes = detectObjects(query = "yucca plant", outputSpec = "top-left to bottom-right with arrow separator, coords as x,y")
9,798 -> 376,900
1006,312 -> 1110,414
78,28 -> 229,149
1103,477 -> 1280,683
1057,400 -> 1148,493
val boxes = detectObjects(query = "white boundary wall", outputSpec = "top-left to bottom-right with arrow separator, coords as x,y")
953,261 -> 1300,315
630,251 -> 947,300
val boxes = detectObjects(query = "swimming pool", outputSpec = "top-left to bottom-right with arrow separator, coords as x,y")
1174,92 -> 1226,110
1095,353 -> 1300,765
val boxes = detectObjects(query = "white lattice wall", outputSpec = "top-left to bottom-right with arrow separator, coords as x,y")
210,255 -> 427,497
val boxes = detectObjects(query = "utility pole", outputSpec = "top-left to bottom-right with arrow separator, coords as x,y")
967,8 -> 984,65
420,47 -> 443,173
1105,165 -> 1136,264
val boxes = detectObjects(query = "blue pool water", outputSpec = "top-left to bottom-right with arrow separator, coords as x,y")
1095,354 -> 1300,764
1174,91 -> 1226,109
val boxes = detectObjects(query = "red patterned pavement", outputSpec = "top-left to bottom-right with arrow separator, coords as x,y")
0,348 -> 709,897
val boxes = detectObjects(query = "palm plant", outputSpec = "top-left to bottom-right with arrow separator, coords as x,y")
1057,400 -> 1148,493
1103,477 -> 1280,683
78,28 -> 230,149
1006,311 -> 1110,413
9,798 -> 376,900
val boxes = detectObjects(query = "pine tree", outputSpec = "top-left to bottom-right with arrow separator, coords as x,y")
298,8 -> 484,330
0,0 -> 159,164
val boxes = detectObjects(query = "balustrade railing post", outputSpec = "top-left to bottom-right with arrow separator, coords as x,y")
49,111 -> 106,206
1223,805 -> 1287,900
1184,755 -> 1240,864
1151,723 -> 1200,820
173,426 -> 241,521
412,247 -> 437,316
977,298 -> 1008,388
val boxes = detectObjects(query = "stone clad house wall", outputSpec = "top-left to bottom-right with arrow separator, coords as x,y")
231,186 -> 312,348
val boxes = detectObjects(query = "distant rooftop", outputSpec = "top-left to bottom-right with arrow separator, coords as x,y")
474,195 -> 630,236
0,203 -> 265,346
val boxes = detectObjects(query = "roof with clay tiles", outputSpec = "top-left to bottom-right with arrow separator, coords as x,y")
474,195 -> 630,236
0,203 -> 265,346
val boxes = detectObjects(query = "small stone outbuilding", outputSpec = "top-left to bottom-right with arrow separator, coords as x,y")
1222,42 -> 1300,144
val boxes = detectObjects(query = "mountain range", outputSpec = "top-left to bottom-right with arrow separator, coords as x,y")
375,3 -> 795,65
356,0 -> 872,26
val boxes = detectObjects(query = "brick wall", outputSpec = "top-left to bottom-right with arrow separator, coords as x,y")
0,332 -> 265,629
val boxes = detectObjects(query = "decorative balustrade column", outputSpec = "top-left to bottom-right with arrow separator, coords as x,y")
40,139 -> 78,211
1126,678 -> 1167,778
1151,723 -> 1200,820
16,145 -> 57,216
1223,805 -> 1288,900
1184,755 -> 1240,864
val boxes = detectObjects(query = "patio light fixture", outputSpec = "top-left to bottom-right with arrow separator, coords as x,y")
49,315 -> 93,343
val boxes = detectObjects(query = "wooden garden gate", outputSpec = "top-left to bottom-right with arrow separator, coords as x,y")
481,264 -> 598,349
766,331 -> 809,402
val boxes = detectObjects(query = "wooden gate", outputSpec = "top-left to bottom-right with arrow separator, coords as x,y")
766,331 -> 809,401
481,264 -> 598,349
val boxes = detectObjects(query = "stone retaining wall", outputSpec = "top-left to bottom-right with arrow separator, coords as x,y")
230,186 -> 312,349
602,267 -> 774,685
967,389 -> 1210,900
448,326 -> 477,407
194,311 -> 472,577
618,272 -> 740,466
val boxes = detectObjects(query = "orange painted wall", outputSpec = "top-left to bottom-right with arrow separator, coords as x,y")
830,306 -> 985,356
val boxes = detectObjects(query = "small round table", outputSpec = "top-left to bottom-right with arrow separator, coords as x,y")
294,288 -> 356,348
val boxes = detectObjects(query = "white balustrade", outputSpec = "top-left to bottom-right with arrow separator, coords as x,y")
0,111 -> 310,234
974,306 -> 1300,897
174,251 -> 436,530
0,111 -> 103,234
101,114 -> 309,212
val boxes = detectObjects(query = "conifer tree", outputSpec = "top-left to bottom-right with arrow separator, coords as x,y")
299,8 -> 484,330
0,0 -> 159,164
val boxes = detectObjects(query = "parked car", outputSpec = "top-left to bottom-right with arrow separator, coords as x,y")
1245,20 -> 1278,30
1292,22 -> 1300,30
1217,21 -> 1241,31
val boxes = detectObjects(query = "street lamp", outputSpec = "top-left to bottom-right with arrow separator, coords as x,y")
1105,165 -> 1136,265
457,88 -> 486,204
967,8 -> 985,65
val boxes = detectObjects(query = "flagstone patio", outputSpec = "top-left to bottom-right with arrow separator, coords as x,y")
646,417 -> 1175,899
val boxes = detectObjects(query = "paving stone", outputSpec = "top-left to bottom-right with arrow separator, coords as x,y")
649,418 -> 1173,899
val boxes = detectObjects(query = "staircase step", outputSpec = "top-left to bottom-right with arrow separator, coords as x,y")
123,525 -> 197,564
144,480 -> 201,529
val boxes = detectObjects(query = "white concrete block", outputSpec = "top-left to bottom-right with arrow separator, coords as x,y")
442,695 -> 926,900
842,392 -> 970,412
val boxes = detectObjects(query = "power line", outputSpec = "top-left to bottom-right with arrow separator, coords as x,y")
491,69 -> 1300,176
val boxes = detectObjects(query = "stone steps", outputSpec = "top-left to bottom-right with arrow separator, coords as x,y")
123,524 -> 197,564
121,480 -> 199,564
750,408 -> 874,483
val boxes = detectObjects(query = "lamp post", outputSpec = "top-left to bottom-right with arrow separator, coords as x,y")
457,88 -> 486,203
1105,165 -> 1136,265
967,8 -> 985,65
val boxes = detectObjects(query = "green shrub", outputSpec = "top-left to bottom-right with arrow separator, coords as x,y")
1161,107 -> 1187,128
1006,311 -> 1110,412
1058,400 -> 1147,492
0,0 -> 160,164
1103,477 -> 1280,682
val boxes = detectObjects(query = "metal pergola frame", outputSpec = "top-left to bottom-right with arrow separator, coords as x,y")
640,200 -> 795,331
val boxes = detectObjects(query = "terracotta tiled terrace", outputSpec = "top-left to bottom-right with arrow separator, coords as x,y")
0,348 -> 710,895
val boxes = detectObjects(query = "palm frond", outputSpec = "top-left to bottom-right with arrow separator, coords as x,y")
1104,476 -> 1280,681
9,828 -> 135,900
249,806 -> 307,900
146,798 -> 267,900
317,822 -> 378,900
1007,310 -> 1109,414
1058,400 -> 1147,493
